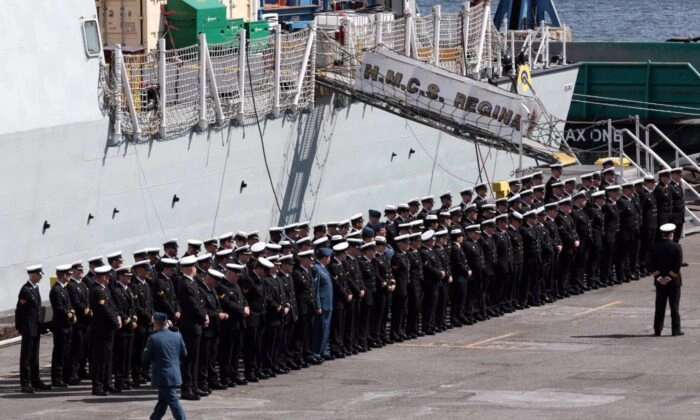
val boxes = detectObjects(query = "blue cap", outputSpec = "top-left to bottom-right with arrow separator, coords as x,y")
153,312 -> 167,322
318,247 -> 333,257
368,209 -> 381,218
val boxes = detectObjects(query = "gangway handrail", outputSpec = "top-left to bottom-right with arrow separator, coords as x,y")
617,128 -> 700,228
641,122 -> 700,175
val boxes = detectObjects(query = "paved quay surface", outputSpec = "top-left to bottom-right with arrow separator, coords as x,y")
1,236 -> 700,419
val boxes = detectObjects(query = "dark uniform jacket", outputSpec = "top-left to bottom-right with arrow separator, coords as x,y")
435,245 -> 452,281
617,195 -> 638,241
89,284 -> 120,336
67,278 -> 91,327
176,276 -> 207,331
478,234 -> 497,277
571,205 -> 592,245
130,277 -> 154,331
112,282 -> 137,337
602,199 -> 620,243
197,280 -> 223,337
462,238 -> 486,280
15,281 -> 42,337
407,248 -> 424,290
279,271 -> 298,323
239,271 -> 267,327
450,242 -> 470,281
293,266 -> 317,315
649,239 -> 683,287
390,251 -> 410,296
329,258 -> 352,307
264,275 -> 288,326
654,183 -> 673,225
358,256 -> 377,306
217,280 -> 248,330
670,181 -> 685,224
507,226 -> 524,265
640,188 -> 658,230
343,256 -> 364,301
539,221 -> 557,259
153,273 -> 180,321
493,230 -> 514,275
49,282 -> 74,334
555,213 -> 579,253
419,247 -> 443,288
585,203 -> 605,247
520,223 -> 542,264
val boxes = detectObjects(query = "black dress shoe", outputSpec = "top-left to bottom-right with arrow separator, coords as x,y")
66,376 -> 82,385
234,376 -> 248,386
33,382 -> 52,391
672,331 -> 685,336
20,386 -> 35,394
323,354 -> 335,361
653,331 -> 661,336
107,387 -> 121,394
245,375 -> 258,383
181,392 -> 200,401
257,371 -> 270,380
274,367 -> 289,375
52,380 -> 68,388
195,388 -> 210,396
92,389 -> 107,396
308,357 -> 323,365
210,382 -> 228,390
425,329 -> 435,335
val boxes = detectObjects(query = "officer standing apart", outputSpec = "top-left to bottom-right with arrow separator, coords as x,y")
143,312 -> 188,420
16,265 -> 51,393
649,223 -> 684,337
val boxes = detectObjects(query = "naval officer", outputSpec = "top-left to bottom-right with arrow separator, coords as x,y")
16,264 -> 51,393
649,223 -> 684,336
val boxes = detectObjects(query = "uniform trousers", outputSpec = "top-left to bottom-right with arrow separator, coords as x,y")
344,301 -> 358,352
312,310 -> 332,358
150,385 -> 186,420
51,330 -> 72,381
113,333 -> 134,387
91,331 -> 115,392
218,328 -> 242,383
292,314 -> 314,362
131,326 -> 150,382
406,284 -> 423,335
421,286 -> 438,332
449,278 -> 467,322
358,302 -> 373,348
654,285 -> 681,334
330,306 -> 345,354
179,326 -> 201,393
390,294 -> 407,338
19,334 -> 41,387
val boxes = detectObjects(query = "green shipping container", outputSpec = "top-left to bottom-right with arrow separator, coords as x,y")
166,0 -> 242,48
244,21 -> 270,39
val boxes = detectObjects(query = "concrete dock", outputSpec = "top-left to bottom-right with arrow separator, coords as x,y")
1,235 -> 699,419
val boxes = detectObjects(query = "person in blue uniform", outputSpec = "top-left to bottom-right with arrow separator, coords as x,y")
15,264 -> 51,393
312,247 -> 333,361
649,223 -> 684,336
143,312 -> 187,420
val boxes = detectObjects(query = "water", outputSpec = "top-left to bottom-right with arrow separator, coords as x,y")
415,0 -> 700,41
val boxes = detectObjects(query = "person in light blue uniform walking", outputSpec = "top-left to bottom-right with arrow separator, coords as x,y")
312,248 -> 333,361
143,312 -> 188,420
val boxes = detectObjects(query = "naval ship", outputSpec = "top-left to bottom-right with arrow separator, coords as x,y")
0,0 -> 578,312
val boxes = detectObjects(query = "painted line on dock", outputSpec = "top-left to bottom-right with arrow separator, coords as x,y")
574,300 -> 623,317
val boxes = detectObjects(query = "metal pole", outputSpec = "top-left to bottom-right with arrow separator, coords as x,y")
462,2 -> 470,76
562,26 -> 567,63
474,0 -> 490,73
405,11 -> 413,57
375,14 -> 383,45
198,33 -> 207,131
118,47 -> 141,140
432,5 -> 441,65
292,22 -> 316,110
272,24 -> 281,118
634,115 -> 640,174
645,125 -> 651,172
113,44 -> 123,144
203,36 -> 224,125
238,29 -> 247,124
158,38 -> 167,138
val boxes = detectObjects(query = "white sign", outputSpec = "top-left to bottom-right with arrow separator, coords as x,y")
355,46 -> 542,142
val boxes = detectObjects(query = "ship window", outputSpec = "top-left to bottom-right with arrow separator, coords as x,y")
82,19 -> 102,58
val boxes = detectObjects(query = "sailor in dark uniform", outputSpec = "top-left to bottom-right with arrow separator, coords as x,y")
585,191 -> 606,288
240,256 -> 270,381
182,240 -> 202,258
390,234 -> 411,339
473,183 -> 489,214
600,167 -> 617,189
449,229 -> 470,325
197,269 -> 228,391
329,242 -> 352,357
406,233 -> 425,336
433,229 -> 452,331
89,265 -> 120,396
521,174 -> 534,191
153,258 -> 181,323
130,260 -> 154,386
545,163 -> 563,200
506,212 -> 525,310
670,167 -> 685,243
16,265 -> 51,393
531,171 -> 544,186
579,172 -> 596,195
617,183 -> 639,282
344,238 -> 364,351
539,206 -> 559,301
493,214 -> 514,312
507,194 -> 523,214
563,178 -> 577,197
555,198 -> 580,295
519,211 -> 541,308
112,266 -> 137,391
106,251 -> 124,287
601,186 -> 622,286
218,263 -> 249,386
175,256 -> 208,400
519,189 -> 535,212
419,230 -> 443,334
278,255 -> 299,367
417,195 -> 435,219
650,223 -> 684,336
548,182 -> 565,203
639,176 -> 658,276
438,191 -> 453,213
495,197 -> 509,215
291,250 -> 317,364
49,265 -> 75,387
459,188 -> 473,210
570,191 -> 592,291
462,224 -> 485,322
67,261 -> 90,384
479,219 -> 499,317
507,179 -> 521,197
84,256 -> 104,289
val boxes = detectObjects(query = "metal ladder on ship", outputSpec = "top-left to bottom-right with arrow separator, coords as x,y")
604,118 -> 700,236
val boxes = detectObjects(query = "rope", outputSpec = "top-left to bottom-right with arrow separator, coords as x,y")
211,126 -> 234,237
570,99 -> 700,118
246,45 -> 285,222
574,93 -> 700,113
